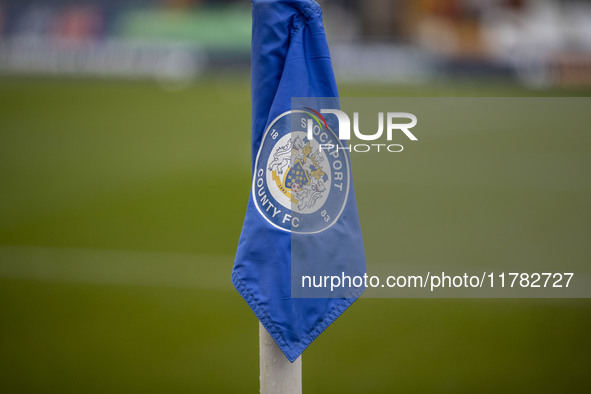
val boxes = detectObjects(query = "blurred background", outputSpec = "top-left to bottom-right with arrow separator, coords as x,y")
0,0 -> 590,393
1,0 -> 591,86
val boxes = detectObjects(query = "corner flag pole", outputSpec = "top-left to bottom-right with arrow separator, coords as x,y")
259,323 -> 302,394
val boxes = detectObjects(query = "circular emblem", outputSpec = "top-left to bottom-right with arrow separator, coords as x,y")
252,110 -> 350,233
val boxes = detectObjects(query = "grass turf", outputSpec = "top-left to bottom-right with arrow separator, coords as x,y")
0,76 -> 590,393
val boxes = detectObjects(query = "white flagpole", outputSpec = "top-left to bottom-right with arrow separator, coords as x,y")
259,322 -> 302,394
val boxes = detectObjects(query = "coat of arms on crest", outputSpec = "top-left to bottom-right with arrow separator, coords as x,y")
267,135 -> 330,214
252,110 -> 349,234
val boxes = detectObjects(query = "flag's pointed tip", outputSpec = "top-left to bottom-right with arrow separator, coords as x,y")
264,326 -> 302,363
231,270 -> 300,362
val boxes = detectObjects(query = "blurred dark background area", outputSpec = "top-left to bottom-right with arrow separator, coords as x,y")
1,0 -> 591,87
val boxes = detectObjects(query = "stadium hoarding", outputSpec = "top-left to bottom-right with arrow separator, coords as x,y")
0,1 -> 250,80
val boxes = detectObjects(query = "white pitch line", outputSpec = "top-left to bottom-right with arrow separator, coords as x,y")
0,245 -> 233,290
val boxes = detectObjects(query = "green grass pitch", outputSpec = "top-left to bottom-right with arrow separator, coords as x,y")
0,76 -> 590,393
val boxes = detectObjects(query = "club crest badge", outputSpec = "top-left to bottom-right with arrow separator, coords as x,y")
252,110 -> 350,233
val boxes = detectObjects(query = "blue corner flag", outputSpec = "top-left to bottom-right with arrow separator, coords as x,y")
232,0 -> 366,362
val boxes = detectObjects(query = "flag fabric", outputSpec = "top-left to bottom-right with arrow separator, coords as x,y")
232,0 -> 366,363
